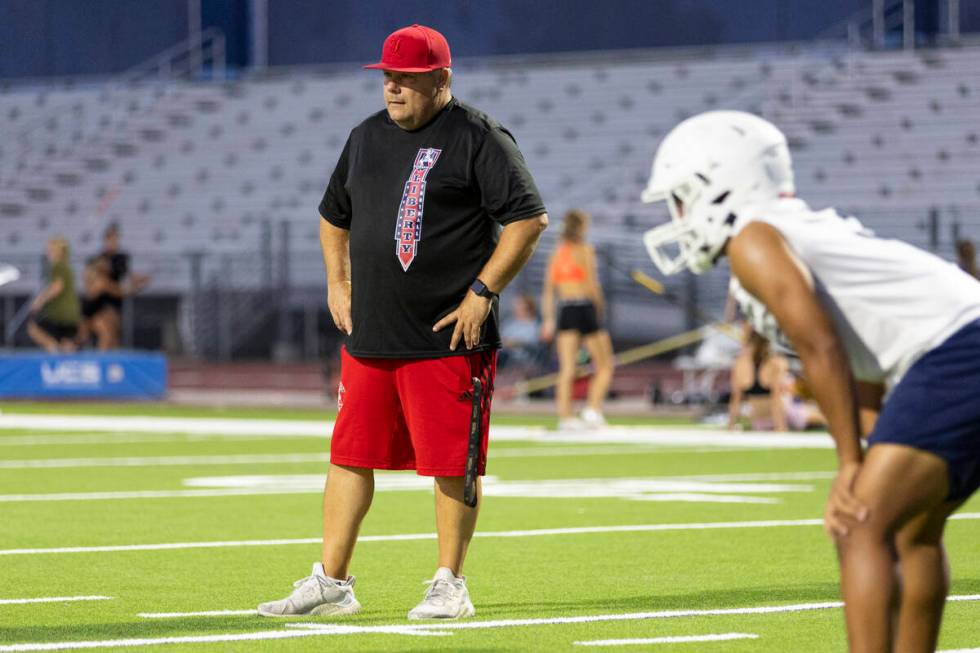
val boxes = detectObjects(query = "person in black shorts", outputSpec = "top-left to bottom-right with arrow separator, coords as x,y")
540,210 -> 614,430
89,223 -> 151,349
258,24 -> 548,621
76,256 -> 115,350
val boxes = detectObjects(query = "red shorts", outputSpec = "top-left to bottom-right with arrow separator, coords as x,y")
330,348 -> 496,476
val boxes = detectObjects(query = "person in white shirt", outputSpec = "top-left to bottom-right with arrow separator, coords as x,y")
641,110 -> 980,653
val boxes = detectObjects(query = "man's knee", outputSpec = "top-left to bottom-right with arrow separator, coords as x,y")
834,509 -> 899,562
434,475 -> 466,494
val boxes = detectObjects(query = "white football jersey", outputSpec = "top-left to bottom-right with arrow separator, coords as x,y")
729,198 -> 980,388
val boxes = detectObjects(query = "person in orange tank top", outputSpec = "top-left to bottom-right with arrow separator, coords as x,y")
541,210 -> 615,430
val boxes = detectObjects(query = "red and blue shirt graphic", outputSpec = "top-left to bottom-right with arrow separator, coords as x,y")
394,147 -> 442,271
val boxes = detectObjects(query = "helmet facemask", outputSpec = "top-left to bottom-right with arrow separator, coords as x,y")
642,172 -> 739,276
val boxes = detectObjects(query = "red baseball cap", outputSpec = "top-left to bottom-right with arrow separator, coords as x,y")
363,24 -> 451,73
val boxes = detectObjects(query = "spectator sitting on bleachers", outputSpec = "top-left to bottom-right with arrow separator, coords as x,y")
727,319 -> 826,433
27,237 -> 80,353
499,293 -> 544,371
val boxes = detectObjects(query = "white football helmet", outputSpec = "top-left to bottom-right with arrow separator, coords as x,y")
641,111 -> 795,275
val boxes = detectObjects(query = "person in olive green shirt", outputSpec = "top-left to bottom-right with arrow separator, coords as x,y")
27,237 -> 80,353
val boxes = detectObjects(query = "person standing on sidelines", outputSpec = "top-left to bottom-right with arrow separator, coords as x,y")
540,209 -> 614,430
258,24 -> 547,620
641,110 -> 980,652
27,237 -> 80,353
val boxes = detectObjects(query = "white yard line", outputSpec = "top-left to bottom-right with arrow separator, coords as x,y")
0,596 -> 111,605
0,486 -> 780,504
0,630 -> 323,651
671,471 -> 836,482
0,454 -> 328,469
0,414 -> 541,440
0,488 -> 324,503
0,445 -> 800,469
540,429 -> 833,448
291,594 -> 980,633
0,433 -> 326,446
4,513 -> 979,557
0,473 -> 813,503
137,609 -> 256,618
137,594 -> 980,628
574,633 -> 759,646
9,597 -> 980,650
291,602 -> 845,633
0,432 -> 771,456
0,414 -> 826,448
948,595 -> 980,602
0,415 -> 333,436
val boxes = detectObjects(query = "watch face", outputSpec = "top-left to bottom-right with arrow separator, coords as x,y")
472,280 -> 495,298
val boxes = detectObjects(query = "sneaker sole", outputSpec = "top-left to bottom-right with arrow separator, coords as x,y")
256,600 -> 361,618
406,602 -> 475,620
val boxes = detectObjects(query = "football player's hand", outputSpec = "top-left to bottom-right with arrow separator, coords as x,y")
824,461 -> 868,538
433,291 -> 492,351
327,281 -> 352,335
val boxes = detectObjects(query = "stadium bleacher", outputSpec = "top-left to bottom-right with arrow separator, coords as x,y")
2,43 -> 979,341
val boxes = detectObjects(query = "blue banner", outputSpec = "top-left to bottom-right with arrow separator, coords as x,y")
0,351 -> 167,399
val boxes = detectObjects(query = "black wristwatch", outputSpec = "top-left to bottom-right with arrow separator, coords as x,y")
470,278 -> 498,300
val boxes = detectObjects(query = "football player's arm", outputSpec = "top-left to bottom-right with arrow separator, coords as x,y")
434,214 -> 549,351
729,222 -> 862,463
320,218 -> 352,335
856,381 -> 884,436
728,222 -> 867,535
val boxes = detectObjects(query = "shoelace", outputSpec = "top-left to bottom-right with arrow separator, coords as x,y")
421,578 -> 459,606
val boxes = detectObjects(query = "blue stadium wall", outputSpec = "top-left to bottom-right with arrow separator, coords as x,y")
4,0 -> 976,80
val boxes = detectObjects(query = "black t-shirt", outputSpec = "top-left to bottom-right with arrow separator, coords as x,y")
320,98 -> 546,358
95,251 -> 129,309
99,251 -> 129,282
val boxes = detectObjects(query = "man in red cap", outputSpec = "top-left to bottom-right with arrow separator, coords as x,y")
258,24 -> 548,620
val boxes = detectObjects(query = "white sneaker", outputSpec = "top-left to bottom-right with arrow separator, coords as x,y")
257,562 -> 361,617
407,567 -> 475,620
580,407 -> 608,428
557,417 -> 590,432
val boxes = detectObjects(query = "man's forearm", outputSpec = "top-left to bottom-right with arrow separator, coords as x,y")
477,214 -> 548,293
319,219 -> 351,285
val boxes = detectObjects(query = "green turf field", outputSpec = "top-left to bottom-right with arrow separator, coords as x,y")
1,403 -> 978,652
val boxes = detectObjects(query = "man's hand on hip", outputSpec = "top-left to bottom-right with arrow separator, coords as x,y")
433,292 -> 492,351
328,281 -> 352,335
